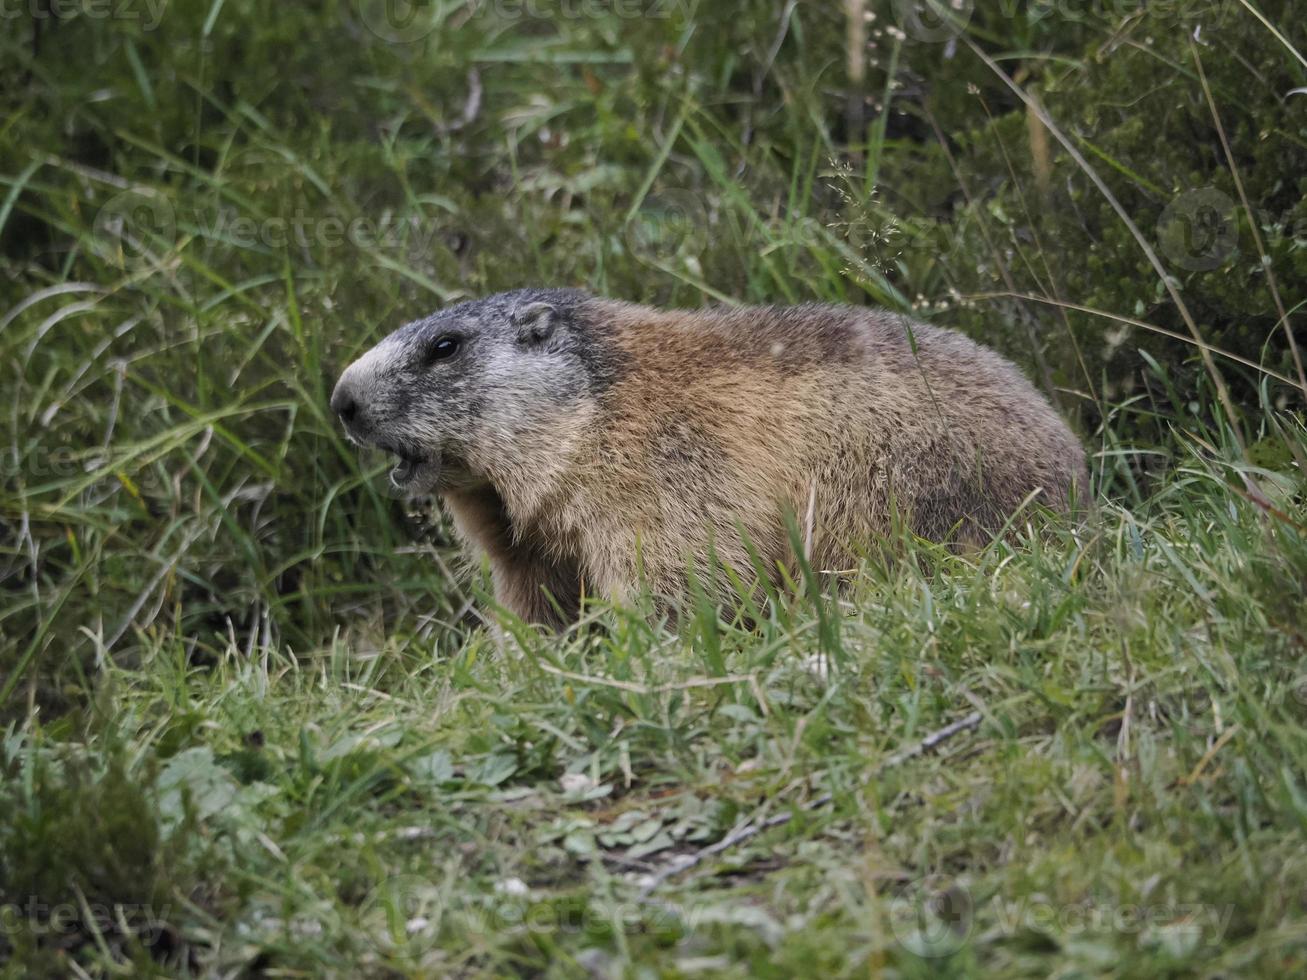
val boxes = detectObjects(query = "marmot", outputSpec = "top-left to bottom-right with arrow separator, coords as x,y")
332,289 -> 1086,628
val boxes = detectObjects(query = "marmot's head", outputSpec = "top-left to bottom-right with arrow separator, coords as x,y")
331,288 -> 611,495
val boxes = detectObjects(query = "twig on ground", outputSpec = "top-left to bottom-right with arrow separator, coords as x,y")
533,659 -> 757,696
1180,724 -> 1241,786
881,710 -> 985,768
634,710 -> 984,897
438,69 -> 482,136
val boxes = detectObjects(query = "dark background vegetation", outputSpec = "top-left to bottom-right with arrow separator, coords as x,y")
1,1 -> 1305,976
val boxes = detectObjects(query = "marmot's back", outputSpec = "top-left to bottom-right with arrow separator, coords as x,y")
568,298 -> 1086,593
587,298 -> 1084,500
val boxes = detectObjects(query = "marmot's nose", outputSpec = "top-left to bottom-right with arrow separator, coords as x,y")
330,382 -> 359,426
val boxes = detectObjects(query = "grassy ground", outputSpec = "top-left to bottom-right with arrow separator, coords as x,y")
2,1 -> 1307,977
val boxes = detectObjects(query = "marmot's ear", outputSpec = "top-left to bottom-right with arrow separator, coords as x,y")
512,302 -> 557,346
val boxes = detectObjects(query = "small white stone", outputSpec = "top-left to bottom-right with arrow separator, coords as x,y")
800,653 -> 830,683
495,877 -> 530,898
560,772 -> 596,794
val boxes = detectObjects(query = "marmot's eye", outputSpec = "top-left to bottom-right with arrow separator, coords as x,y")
428,335 -> 460,363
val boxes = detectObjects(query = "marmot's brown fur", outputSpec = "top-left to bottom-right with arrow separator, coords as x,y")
332,289 -> 1087,627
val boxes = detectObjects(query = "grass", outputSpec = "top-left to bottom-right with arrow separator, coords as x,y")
1,1 -> 1306,976
5,446 -> 1307,976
